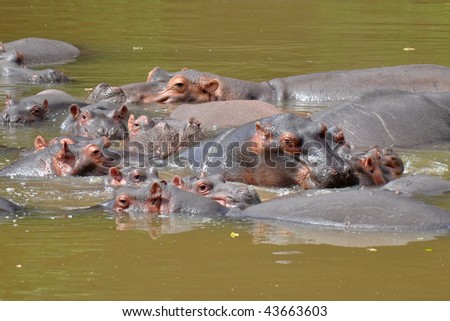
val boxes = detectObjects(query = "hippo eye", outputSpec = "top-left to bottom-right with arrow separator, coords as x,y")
115,196 -> 130,209
132,173 -> 146,182
173,82 -> 185,90
90,148 -> 102,158
281,137 -> 294,148
196,183 -> 211,195
133,122 -> 141,129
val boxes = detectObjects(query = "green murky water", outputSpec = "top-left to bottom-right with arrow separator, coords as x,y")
0,0 -> 449,300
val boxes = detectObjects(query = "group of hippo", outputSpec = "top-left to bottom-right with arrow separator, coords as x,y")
1,37 -> 449,241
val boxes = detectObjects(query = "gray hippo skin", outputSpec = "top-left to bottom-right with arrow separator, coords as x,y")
110,181 -> 229,216
180,113 -> 358,189
0,139 -> 112,177
2,89 -> 86,124
313,89 -> 450,148
88,64 -> 450,104
61,102 -> 129,139
383,174 -> 450,196
0,196 -> 22,213
105,166 -> 162,187
171,173 -> 261,209
229,189 -> 450,232
1,37 -> 80,65
170,100 -> 283,129
0,49 -> 69,84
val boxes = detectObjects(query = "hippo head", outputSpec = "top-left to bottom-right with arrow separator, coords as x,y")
87,83 -> 128,105
62,103 -> 129,140
112,182 -> 166,214
2,95 -> 49,124
127,114 -> 156,141
251,114 -> 358,189
106,166 -> 161,187
51,139 -> 112,176
172,173 -> 261,209
352,146 -> 404,186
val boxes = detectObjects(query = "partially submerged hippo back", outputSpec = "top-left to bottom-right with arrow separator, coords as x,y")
0,196 -> 22,213
230,189 -> 450,232
2,89 -> 85,124
383,174 -> 450,196
0,49 -> 69,84
1,37 -> 80,65
313,89 -> 450,148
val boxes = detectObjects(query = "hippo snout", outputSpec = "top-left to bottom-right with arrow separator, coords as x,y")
2,112 -> 10,123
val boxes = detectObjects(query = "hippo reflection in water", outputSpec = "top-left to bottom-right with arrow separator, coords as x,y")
87,64 -> 450,105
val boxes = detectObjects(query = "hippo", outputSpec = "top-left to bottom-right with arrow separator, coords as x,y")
60,102 -> 129,140
228,189 -> 450,232
313,89 -> 450,148
1,37 -> 80,65
169,100 -> 283,129
350,146 -> 404,186
2,89 -> 86,124
0,139 -> 113,177
105,166 -> 161,187
179,113 -> 358,189
0,196 -> 22,213
383,174 -> 450,196
128,115 -> 205,159
0,49 -> 69,84
171,173 -> 261,209
87,64 -> 450,105
109,181 -> 228,216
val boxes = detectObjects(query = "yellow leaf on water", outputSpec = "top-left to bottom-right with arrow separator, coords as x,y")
403,47 -> 416,51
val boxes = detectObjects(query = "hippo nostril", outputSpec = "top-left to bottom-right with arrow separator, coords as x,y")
108,128 -> 118,138
96,127 -> 107,137
11,115 -> 21,123
2,112 -> 10,122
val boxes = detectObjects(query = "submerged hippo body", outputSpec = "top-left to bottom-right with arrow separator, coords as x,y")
313,89 -> 450,148
0,50 -> 69,84
2,89 -> 85,124
171,173 -> 261,209
180,113 -> 358,189
383,174 -> 450,196
170,100 -> 283,129
0,140 -> 112,178
110,182 -> 229,216
87,64 -> 450,105
230,189 -> 450,232
1,37 -> 80,65
0,196 -> 22,213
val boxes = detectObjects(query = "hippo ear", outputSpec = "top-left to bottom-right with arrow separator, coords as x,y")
34,135 -> 48,151
171,175 -> 186,189
4,95 -> 12,109
149,182 -> 162,200
127,114 -> 135,131
319,123 -> 328,138
147,67 -> 172,82
109,167 -> 123,183
41,99 -> 49,113
56,141 -> 72,160
200,79 -> 219,95
69,104 -> 81,119
362,156 -> 374,172
188,117 -> 201,127
114,105 -> 129,121
255,121 -> 271,140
